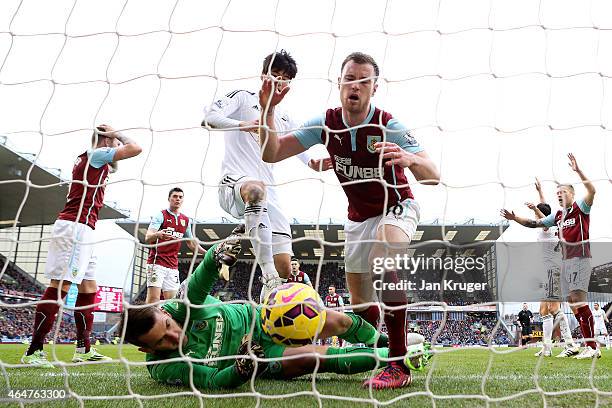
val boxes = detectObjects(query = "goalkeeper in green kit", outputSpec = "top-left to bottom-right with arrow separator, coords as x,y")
120,226 -> 431,389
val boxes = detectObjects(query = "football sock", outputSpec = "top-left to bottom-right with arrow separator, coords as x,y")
354,304 -> 381,329
553,310 -> 575,347
27,286 -> 67,355
75,292 -> 96,353
575,305 -> 597,350
244,201 -> 277,280
542,314 -> 553,346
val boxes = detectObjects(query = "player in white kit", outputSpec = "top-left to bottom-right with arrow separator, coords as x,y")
202,50 -> 331,301
593,303 -> 610,349
527,179 -> 579,358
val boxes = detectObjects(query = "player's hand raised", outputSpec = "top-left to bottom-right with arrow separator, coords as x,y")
374,142 -> 417,168
534,177 -> 542,192
259,77 -> 290,110
308,157 -> 333,172
568,153 -> 580,172
500,209 -> 517,221
525,202 -> 536,211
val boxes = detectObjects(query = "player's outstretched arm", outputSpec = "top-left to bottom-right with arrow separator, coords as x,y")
525,202 -> 545,220
258,77 -> 306,162
568,153 -> 595,206
97,124 -> 142,161
202,91 -> 260,132
534,178 -> 547,204
500,209 -> 546,228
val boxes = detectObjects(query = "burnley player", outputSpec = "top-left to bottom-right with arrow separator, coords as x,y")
593,303 -> 610,349
502,153 -> 599,359
119,235 -> 415,390
21,125 -> 142,367
144,187 -> 206,304
259,52 -> 440,389
286,258 -> 312,287
526,181 -> 579,357
325,285 -> 345,310
202,50 -> 331,302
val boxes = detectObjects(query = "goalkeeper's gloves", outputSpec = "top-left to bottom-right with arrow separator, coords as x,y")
234,339 -> 268,380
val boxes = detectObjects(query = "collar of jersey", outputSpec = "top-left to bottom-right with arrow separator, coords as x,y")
166,208 -> 180,220
341,104 -> 375,151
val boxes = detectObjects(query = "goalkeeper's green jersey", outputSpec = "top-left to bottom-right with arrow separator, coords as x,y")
144,247 -> 284,389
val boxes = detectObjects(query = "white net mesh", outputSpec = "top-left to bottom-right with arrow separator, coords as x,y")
1,0 -> 612,406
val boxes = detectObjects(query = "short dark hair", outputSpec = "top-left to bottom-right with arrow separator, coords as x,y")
536,203 -> 552,216
291,258 -> 298,262
118,304 -> 159,347
168,187 -> 184,199
329,285 -> 335,289
262,50 -> 297,79
340,52 -> 380,81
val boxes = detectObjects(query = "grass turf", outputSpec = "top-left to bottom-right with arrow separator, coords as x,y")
0,344 -> 611,408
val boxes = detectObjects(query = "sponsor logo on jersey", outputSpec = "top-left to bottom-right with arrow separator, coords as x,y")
366,135 -> 381,153
558,218 -> 576,228
334,155 -> 383,180
205,315 -> 225,366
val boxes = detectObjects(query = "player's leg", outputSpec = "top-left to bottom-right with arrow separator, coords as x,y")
161,267 -> 180,301
362,200 -> 420,389
145,264 -> 164,304
536,301 -> 553,357
553,307 -> 580,357
268,198 -> 293,281
22,220 -> 76,367
344,220 -> 380,327
319,310 -> 387,347
569,291 -> 599,359
73,277 -> 110,362
275,345 -> 389,378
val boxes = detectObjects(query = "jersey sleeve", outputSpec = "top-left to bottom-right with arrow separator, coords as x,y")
338,296 -> 344,307
294,115 -> 325,149
183,218 -> 193,238
148,360 -> 245,390
576,199 -> 591,214
148,212 -> 164,231
385,119 -> 423,154
185,246 -> 220,305
540,213 -> 556,228
88,147 -> 116,168
203,91 -> 245,129
303,273 -> 311,285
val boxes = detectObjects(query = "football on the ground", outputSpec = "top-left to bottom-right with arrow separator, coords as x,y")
261,282 -> 327,346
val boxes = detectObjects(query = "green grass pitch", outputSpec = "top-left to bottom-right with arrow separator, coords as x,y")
0,344 -> 611,408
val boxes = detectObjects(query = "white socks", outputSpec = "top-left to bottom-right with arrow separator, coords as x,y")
542,314 -> 553,348
244,202 -> 278,280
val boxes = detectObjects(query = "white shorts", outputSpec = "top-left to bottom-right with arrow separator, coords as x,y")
561,257 -> 592,295
146,264 -> 180,292
44,219 -> 97,285
595,326 -> 609,336
218,174 -> 293,256
344,199 -> 420,274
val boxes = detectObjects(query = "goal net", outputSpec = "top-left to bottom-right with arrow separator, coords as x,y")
1,0 -> 611,407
